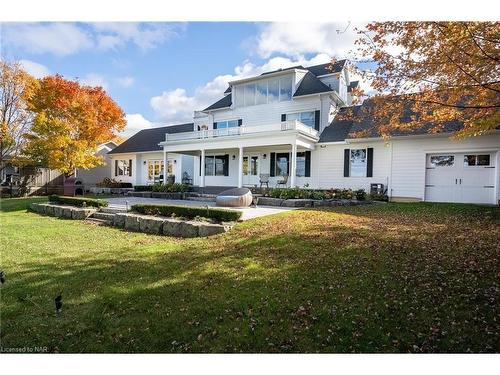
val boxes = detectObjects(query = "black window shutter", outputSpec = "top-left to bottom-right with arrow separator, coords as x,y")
314,110 -> 320,131
343,149 -> 350,177
366,148 -> 374,177
199,155 -> 201,176
115,160 -> 118,176
224,154 -> 229,176
238,119 -> 242,126
213,122 -> 217,129
281,114 -> 286,122
286,153 -> 290,175
305,151 -> 311,177
270,152 -> 276,177
129,159 -> 132,176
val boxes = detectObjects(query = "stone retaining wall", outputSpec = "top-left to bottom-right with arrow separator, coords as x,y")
29,202 -> 230,237
29,203 -> 97,219
257,197 -> 372,207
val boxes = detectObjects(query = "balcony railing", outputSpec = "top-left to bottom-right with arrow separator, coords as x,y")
164,120 -> 319,142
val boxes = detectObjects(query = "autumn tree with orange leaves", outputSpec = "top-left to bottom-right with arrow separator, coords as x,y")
350,22 -> 499,138
23,75 -> 126,175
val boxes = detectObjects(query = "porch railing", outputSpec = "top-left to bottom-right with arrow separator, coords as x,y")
164,120 -> 319,142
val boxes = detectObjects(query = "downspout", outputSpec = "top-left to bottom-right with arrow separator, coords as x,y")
388,139 -> 393,200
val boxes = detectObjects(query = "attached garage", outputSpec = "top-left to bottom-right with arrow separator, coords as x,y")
425,152 -> 496,204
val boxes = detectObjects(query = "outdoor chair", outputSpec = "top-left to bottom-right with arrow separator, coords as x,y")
259,173 -> 270,189
276,174 -> 288,188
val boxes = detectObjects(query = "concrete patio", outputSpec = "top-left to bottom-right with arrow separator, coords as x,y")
105,197 -> 297,221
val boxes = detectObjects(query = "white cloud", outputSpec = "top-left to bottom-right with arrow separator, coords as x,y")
1,22 -> 184,56
254,22 -> 363,59
19,59 -> 50,78
116,76 -> 135,88
92,23 -> 184,51
80,73 -> 108,90
122,113 -> 154,137
3,23 -> 93,56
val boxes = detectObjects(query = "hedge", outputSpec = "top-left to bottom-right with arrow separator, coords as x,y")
134,185 -> 153,192
132,204 -> 241,222
96,178 -> 133,188
49,195 -> 108,208
151,183 -> 191,193
263,187 -> 367,201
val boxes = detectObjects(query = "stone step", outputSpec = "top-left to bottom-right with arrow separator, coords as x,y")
101,207 -> 128,214
91,212 -> 116,221
83,218 -> 111,226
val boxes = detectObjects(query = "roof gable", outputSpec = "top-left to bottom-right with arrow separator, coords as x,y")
293,72 -> 333,97
108,123 -> 194,154
203,93 -> 232,111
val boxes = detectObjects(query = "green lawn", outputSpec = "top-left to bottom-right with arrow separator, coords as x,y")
1,197 -> 499,353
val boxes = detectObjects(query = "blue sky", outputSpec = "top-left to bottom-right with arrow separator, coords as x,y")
0,22 -> 364,136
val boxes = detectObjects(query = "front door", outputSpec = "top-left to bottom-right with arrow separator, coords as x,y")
242,155 -> 259,186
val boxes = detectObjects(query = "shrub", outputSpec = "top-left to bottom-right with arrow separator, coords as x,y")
355,189 -> 367,201
49,195 -> 108,208
96,178 -> 132,188
151,183 -> 191,193
134,185 -> 153,192
132,204 -> 241,222
369,192 -> 389,202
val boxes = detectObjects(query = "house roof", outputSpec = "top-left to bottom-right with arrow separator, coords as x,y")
203,94 -> 232,111
293,72 -> 333,97
108,123 -> 194,154
319,97 -> 467,143
306,60 -> 346,76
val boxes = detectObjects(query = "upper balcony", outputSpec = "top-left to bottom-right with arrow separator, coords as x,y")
163,120 -> 319,144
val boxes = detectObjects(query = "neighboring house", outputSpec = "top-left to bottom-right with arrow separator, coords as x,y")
109,60 -> 500,205
107,124 -> 195,185
76,141 -> 118,186
1,156 -> 64,196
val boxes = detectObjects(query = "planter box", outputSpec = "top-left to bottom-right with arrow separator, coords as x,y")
127,191 -> 153,198
151,192 -> 184,200
281,199 -> 314,207
256,197 -> 283,206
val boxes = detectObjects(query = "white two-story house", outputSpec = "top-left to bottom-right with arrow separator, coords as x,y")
109,60 -> 500,205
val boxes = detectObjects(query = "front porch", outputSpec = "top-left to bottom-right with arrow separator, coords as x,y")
159,120 -> 318,189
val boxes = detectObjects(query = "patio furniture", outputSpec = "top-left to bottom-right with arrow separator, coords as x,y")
216,187 -> 253,208
276,174 -> 288,188
259,173 -> 270,189
154,174 -> 163,184
182,172 -> 193,185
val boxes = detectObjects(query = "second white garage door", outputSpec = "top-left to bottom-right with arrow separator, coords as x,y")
425,152 -> 496,204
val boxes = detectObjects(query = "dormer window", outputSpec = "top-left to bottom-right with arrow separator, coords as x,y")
234,75 -> 293,108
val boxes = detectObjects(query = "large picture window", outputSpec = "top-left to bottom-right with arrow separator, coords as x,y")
215,119 -> 238,129
296,152 -> 306,177
204,155 -> 229,176
350,149 -> 367,177
147,160 -> 172,181
234,75 -> 293,108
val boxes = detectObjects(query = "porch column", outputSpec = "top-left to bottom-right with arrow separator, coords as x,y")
290,143 -> 297,187
163,150 -> 168,184
237,146 -> 244,188
200,149 -> 205,187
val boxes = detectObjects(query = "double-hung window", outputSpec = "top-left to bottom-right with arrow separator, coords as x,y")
115,159 -> 131,177
350,149 -> 367,177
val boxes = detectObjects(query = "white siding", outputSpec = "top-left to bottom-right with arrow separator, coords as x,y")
212,96 -> 322,128
391,133 -> 500,201
315,141 -> 391,191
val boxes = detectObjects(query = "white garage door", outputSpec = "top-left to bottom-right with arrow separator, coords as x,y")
425,152 -> 496,204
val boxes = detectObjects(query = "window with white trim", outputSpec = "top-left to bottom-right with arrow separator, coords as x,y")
430,155 -> 455,167
116,160 -> 130,176
350,149 -> 367,177
234,75 -> 293,108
